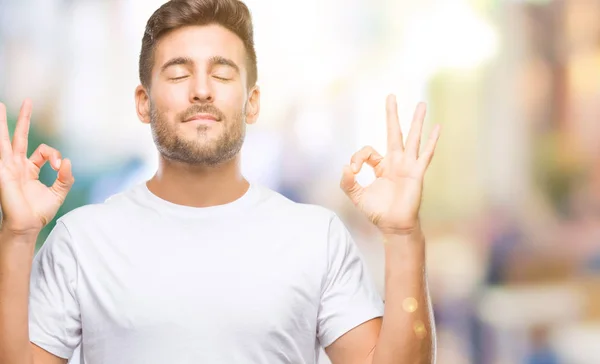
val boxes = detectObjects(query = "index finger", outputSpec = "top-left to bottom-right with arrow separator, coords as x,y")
0,102 -> 12,159
386,94 -> 404,153
12,99 -> 32,157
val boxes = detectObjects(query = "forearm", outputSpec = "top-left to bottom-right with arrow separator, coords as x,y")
0,230 -> 38,364
372,227 -> 435,364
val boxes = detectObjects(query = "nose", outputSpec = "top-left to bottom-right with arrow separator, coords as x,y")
189,75 -> 213,103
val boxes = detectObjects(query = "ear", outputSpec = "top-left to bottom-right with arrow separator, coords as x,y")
135,85 -> 151,124
245,85 -> 261,125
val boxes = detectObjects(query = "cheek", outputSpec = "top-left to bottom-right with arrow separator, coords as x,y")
214,85 -> 246,114
162,84 -> 189,107
153,85 -> 189,119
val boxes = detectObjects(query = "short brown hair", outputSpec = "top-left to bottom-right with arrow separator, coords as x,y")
139,0 -> 257,89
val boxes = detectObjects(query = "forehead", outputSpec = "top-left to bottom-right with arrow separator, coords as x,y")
153,24 -> 247,70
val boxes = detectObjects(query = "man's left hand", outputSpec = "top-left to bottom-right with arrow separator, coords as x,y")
340,94 -> 441,235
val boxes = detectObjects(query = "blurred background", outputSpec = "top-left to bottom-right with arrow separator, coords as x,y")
2,0 -> 600,363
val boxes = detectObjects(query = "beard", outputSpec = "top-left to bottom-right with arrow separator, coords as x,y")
150,101 -> 246,166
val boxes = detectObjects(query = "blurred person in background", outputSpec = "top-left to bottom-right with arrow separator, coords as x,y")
0,0 -> 440,364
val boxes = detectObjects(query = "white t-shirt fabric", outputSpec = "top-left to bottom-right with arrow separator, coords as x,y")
29,182 -> 384,364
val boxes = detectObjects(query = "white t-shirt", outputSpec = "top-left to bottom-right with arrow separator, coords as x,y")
29,183 -> 384,364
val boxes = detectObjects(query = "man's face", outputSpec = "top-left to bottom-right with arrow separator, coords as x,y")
142,24 -> 257,166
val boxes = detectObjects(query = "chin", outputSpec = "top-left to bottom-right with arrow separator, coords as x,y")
179,128 -> 220,141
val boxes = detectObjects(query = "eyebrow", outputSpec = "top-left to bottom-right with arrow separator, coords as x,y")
159,56 -> 240,74
208,56 -> 240,74
160,56 -> 194,73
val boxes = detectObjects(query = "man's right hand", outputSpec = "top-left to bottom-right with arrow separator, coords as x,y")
0,99 -> 72,364
0,99 -> 74,237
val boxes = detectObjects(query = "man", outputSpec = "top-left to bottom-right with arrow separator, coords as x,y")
0,0 -> 441,363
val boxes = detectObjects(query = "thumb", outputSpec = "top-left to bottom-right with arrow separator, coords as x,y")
340,165 -> 363,205
51,158 -> 75,201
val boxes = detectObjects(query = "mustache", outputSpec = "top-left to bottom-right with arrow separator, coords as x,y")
178,104 -> 225,122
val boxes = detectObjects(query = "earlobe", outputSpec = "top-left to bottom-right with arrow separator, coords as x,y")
245,85 -> 261,125
135,85 -> 151,124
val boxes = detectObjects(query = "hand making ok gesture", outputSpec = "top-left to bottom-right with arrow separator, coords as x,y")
340,95 -> 441,235
0,99 -> 74,236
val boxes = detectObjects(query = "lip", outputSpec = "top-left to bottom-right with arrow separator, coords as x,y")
184,113 -> 219,122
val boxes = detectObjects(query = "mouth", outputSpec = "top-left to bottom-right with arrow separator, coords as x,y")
183,113 -> 220,124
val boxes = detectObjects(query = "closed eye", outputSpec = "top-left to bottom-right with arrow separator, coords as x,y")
170,75 -> 189,81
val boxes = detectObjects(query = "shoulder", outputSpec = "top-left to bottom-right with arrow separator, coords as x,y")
56,186 -> 139,232
254,186 -> 355,251
256,185 -> 342,228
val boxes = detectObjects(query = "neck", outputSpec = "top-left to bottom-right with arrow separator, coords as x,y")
146,154 -> 249,208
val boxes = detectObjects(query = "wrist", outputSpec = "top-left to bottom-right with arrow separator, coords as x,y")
378,218 -> 422,237
382,231 -> 425,256
0,227 -> 40,245
381,225 -> 424,243
382,227 -> 426,273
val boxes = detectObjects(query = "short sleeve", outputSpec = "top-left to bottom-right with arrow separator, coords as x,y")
317,215 -> 384,348
29,221 -> 81,359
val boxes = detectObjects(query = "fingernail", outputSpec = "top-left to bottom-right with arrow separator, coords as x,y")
351,163 -> 358,172
56,159 -> 62,169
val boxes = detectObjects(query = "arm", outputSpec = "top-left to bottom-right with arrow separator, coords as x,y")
0,100 -> 74,364
32,345 -> 67,364
325,229 -> 433,364
0,232 -> 37,364
0,233 -> 68,364
372,228 -> 434,363
330,95 -> 440,363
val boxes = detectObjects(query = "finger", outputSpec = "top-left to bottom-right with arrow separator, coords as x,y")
29,144 -> 62,171
0,102 -> 12,159
417,124 -> 441,172
350,146 -> 384,175
405,102 -> 426,158
50,158 -> 74,201
340,165 -> 363,205
386,94 -> 404,153
12,99 -> 32,157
